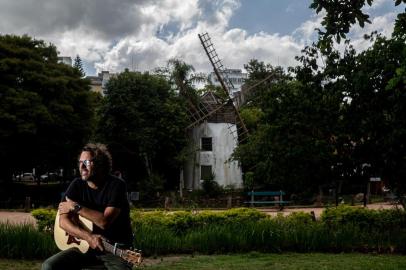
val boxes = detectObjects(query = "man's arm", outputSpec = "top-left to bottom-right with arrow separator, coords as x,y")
58,213 -> 104,251
60,197 -> 121,230
75,205 -> 121,230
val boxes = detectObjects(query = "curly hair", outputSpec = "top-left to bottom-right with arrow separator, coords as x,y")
81,143 -> 112,175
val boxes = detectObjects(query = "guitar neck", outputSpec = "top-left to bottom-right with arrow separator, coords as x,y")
103,240 -> 142,266
102,240 -> 126,258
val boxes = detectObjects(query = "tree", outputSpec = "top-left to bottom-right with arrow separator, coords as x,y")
310,0 -> 406,46
234,1 -> 406,202
243,59 -> 290,108
73,54 -> 85,77
199,83 -> 228,100
345,34 -> 406,204
97,70 -> 189,192
0,35 -> 97,182
234,60 -> 341,195
310,0 -> 406,205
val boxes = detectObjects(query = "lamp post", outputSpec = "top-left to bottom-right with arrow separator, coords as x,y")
331,162 -> 343,207
361,163 -> 371,207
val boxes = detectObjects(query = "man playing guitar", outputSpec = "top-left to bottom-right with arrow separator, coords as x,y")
42,143 -> 136,270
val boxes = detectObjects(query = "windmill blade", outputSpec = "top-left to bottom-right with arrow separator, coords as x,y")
180,84 -> 220,129
231,104 -> 249,144
198,33 -> 234,98
233,73 -> 275,109
186,97 -> 229,129
198,32 -> 249,143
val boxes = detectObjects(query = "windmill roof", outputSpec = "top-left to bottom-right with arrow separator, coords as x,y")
200,91 -> 224,105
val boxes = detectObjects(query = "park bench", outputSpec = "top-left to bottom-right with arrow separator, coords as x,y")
245,190 -> 291,210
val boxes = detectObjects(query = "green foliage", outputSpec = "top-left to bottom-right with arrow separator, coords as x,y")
310,0 -> 406,46
139,172 -> 165,196
97,70 -> 189,190
243,172 -> 254,190
0,34 -> 96,181
283,211 -> 315,225
235,63 -> 337,192
31,208 -> 56,232
239,107 -> 264,131
235,5 -> 406,197
321,205 -> 406,231
0,223 -> 57,259
201,177 -> 222,198
73,54 -> 85,77
131,208 -> 267,235
310,0 -> 372,44
131,207 -> 406,255
12,207 -> 406,258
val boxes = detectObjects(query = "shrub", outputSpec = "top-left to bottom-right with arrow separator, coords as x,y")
201,178 -> 222,197
132,207 -> 406,255
131,208 -> 267,235
31,208 -> 57,232
26,206 -> 406,256
320,205 -> 406,231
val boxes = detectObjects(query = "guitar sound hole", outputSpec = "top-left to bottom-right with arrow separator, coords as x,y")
66,232 -> 81,245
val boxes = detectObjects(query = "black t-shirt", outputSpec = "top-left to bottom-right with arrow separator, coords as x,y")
64,175 -> 133,246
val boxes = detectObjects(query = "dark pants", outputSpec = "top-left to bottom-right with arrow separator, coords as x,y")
42,248 -> 132,270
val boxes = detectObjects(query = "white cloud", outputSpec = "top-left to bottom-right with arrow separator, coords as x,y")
0,0 -> 401,76
341,12 -> 398,53
351,11 -> 397,37
51,27 -> 111,62
94,0 -> 307,74
292,12 -> 324,43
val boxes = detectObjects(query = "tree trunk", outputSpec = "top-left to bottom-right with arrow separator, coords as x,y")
143,153 -> 152,177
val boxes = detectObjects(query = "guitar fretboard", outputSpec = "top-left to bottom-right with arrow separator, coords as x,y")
102,240 -> 125,258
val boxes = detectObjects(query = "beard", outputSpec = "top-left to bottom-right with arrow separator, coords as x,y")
81,169 -> 105,182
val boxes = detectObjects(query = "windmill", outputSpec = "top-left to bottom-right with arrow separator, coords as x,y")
176,33 -> 244,191
196,33 -> 275,142
195,32 -> 249,143
179,32 -> 273,191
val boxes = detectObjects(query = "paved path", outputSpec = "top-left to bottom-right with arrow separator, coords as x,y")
0,211 -> 36,225
257,202 -> 398,218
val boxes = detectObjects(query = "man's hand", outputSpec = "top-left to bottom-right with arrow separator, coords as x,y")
58,197 -> 76,215
86,234 -> 104,251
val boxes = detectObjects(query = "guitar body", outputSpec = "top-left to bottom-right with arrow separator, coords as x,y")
54,210 -> 142,266
54,210 -> 93,253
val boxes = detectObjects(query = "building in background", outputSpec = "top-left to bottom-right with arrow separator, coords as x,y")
86,71 -> 116,96
57,56 -> 72,66
208,69 -> 247,97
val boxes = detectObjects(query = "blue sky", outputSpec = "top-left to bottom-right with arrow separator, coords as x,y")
229,0 -> 314,35
0,0 -> 403,76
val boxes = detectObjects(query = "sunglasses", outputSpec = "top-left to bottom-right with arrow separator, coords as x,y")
78,159 -> 93,167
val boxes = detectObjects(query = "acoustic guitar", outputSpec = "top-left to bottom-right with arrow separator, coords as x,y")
54,210 -> 142,267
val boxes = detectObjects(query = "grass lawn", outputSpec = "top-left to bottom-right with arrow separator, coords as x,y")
0,259 -> 42,270
2,253 -> 406,270
140,253 -> 406,270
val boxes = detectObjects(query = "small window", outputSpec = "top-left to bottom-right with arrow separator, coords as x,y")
201,137 -> 212,151
201,165 -> 213,180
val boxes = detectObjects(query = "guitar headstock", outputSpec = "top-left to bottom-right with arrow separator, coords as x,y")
122,249 -> 142,267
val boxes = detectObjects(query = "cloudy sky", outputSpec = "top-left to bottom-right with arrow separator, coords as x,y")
0,0 -> 403,76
